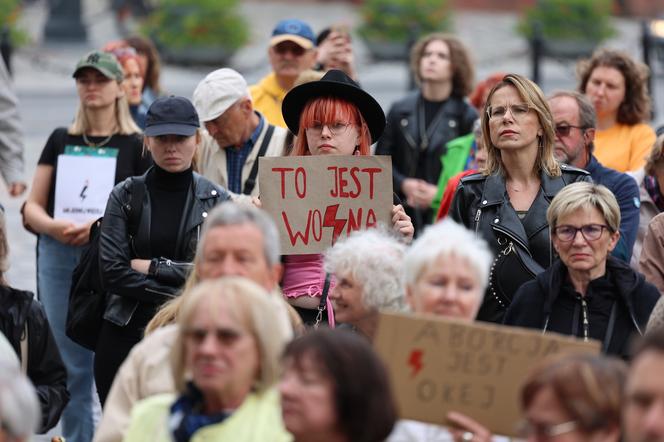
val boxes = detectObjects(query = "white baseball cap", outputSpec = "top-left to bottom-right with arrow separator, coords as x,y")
192,68 -> 250,122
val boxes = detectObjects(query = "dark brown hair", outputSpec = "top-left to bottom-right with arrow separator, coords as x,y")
521,353 -> 626,435
282,329 -> 397,442
577,48 -> 651,125
126,35 -> 162,95
409,33 -> 474,97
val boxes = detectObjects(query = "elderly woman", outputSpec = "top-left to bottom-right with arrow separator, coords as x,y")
504,182 -> 659,358
629,134 -> 664,270
390,219 -> 495,441
324,229 -> 406,340
280,69 -> 413,326
404,218 -> 492,320
450,73 -> 590,324
279,328 -> 398,442
577,49 -> 655,173
124,277 -> 293,441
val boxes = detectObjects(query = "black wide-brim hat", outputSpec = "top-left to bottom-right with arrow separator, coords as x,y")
282,69 -> 386,144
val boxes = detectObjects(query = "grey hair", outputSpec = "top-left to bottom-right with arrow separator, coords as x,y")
324,228 -> 406,312
0,362 -> 40,438
548,90 -> 597,153
196,202 -> 280,266
403,219 -> 493,293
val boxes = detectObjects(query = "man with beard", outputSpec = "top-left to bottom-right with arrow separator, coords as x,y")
548,90 -> 640,262
193,68 -> 287,201
624,329 -> 664,442
250,19 -> 317,127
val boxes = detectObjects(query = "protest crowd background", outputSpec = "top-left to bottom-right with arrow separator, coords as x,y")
4,0 -> 664,441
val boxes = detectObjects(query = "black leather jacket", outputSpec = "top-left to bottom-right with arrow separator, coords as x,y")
0,286 -> 69,433
99,169 -> 230,326
450,164 -> 592,323
376,91 -> 477,195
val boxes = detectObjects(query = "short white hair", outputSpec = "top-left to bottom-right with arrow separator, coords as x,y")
0,361 -> 40,438
324,228 -> 406,312
403,219 -> 493,292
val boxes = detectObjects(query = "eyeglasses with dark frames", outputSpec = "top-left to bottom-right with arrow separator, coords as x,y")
553,224 -> 610,242
555,124 -> 587,137
305,121 -> 352,137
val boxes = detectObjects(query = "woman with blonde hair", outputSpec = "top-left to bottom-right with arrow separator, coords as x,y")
504,182 -> 659,357
124,277 -> 293,441
450,73 -> 590,324
21,50 -> 150,442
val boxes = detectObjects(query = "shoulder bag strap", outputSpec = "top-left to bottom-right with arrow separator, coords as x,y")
20,321 -> 28,374
243,124 -> 275,195
128,176 -> 146,235
314,272 -> 332,329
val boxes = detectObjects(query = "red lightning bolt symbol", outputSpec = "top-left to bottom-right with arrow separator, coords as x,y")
408,349 -> 424,378
323,204 -> 347,244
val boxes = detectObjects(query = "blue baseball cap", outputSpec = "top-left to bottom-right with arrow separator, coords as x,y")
144,96 -> 200,137
270,19 -> 315,49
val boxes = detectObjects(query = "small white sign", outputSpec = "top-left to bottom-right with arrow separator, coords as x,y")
54,146 -> 117,224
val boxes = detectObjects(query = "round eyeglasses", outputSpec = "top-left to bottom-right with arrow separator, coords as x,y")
486,103 -> 531,121
305,121 -> 352,137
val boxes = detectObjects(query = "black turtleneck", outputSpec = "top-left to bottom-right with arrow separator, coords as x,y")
145,165 -> 193,259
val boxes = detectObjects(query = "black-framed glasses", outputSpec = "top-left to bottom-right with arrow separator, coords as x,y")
555,124 -> 587,137
516,420 -> 578,439
553,224 -> 610,242
486,103 -> 531,121
305,121 -> 352,137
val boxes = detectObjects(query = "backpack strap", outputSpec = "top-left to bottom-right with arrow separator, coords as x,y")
242,124 -> 275,195
127,176 -> 146,235
20,321 -> 28,374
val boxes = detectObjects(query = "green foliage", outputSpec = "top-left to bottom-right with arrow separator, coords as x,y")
358,0 -> 451,43
0,0 -> 29,46
141,0 -> 248,50
518,0 -> 615,42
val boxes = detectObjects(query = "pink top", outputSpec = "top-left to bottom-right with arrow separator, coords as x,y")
282,253 -> 336,326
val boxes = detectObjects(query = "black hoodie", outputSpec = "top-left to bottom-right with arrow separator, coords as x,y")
503,256 -> 660,358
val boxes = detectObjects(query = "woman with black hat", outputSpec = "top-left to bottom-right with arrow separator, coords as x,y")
94,95 -> 230,405
21,50 -> 150,442
280,69 -> 413,327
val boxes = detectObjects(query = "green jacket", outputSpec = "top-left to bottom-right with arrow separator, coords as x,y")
431,133 -> 475,219
124,388 -> 293,442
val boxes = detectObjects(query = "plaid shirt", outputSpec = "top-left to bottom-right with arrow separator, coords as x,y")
226,113 -> 264,194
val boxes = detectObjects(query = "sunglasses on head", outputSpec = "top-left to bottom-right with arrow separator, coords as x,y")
273,42 -> 307,56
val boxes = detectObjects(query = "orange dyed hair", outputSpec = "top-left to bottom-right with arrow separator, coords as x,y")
469,72 -> 505,111
292,96 -> 372,156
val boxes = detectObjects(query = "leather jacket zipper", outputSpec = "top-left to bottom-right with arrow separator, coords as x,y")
492,224 -> 532,257
474,208 -> 482,234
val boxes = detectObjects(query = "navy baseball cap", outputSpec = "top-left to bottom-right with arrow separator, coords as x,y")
144,96 -> 200,137
270,19 -> 315,49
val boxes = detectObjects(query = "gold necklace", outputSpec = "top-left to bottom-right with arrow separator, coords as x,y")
82,131 -> 115,147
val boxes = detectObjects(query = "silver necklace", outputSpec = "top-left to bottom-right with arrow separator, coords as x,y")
82,132 -> 114,147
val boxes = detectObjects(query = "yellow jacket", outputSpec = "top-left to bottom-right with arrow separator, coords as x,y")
249,72 -> 288,128
124,388 -> 293,442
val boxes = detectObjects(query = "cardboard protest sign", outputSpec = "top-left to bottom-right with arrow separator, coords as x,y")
54,146 -> 118,224
259,155 -> 393,254
374,312 -> 600,437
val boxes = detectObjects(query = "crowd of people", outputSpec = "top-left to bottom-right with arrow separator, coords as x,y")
2,14 -> 664,442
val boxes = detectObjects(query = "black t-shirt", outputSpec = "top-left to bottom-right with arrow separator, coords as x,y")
38,128 -> 152,217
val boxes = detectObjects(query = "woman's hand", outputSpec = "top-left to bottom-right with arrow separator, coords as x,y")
447,411 -> 493,442
392,204 -> 414,243
131,259 -> 151,274
48,219 -> 78,244
63,219 -> 96,246
251,196 -> 262,208
402,179 -> 437,208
